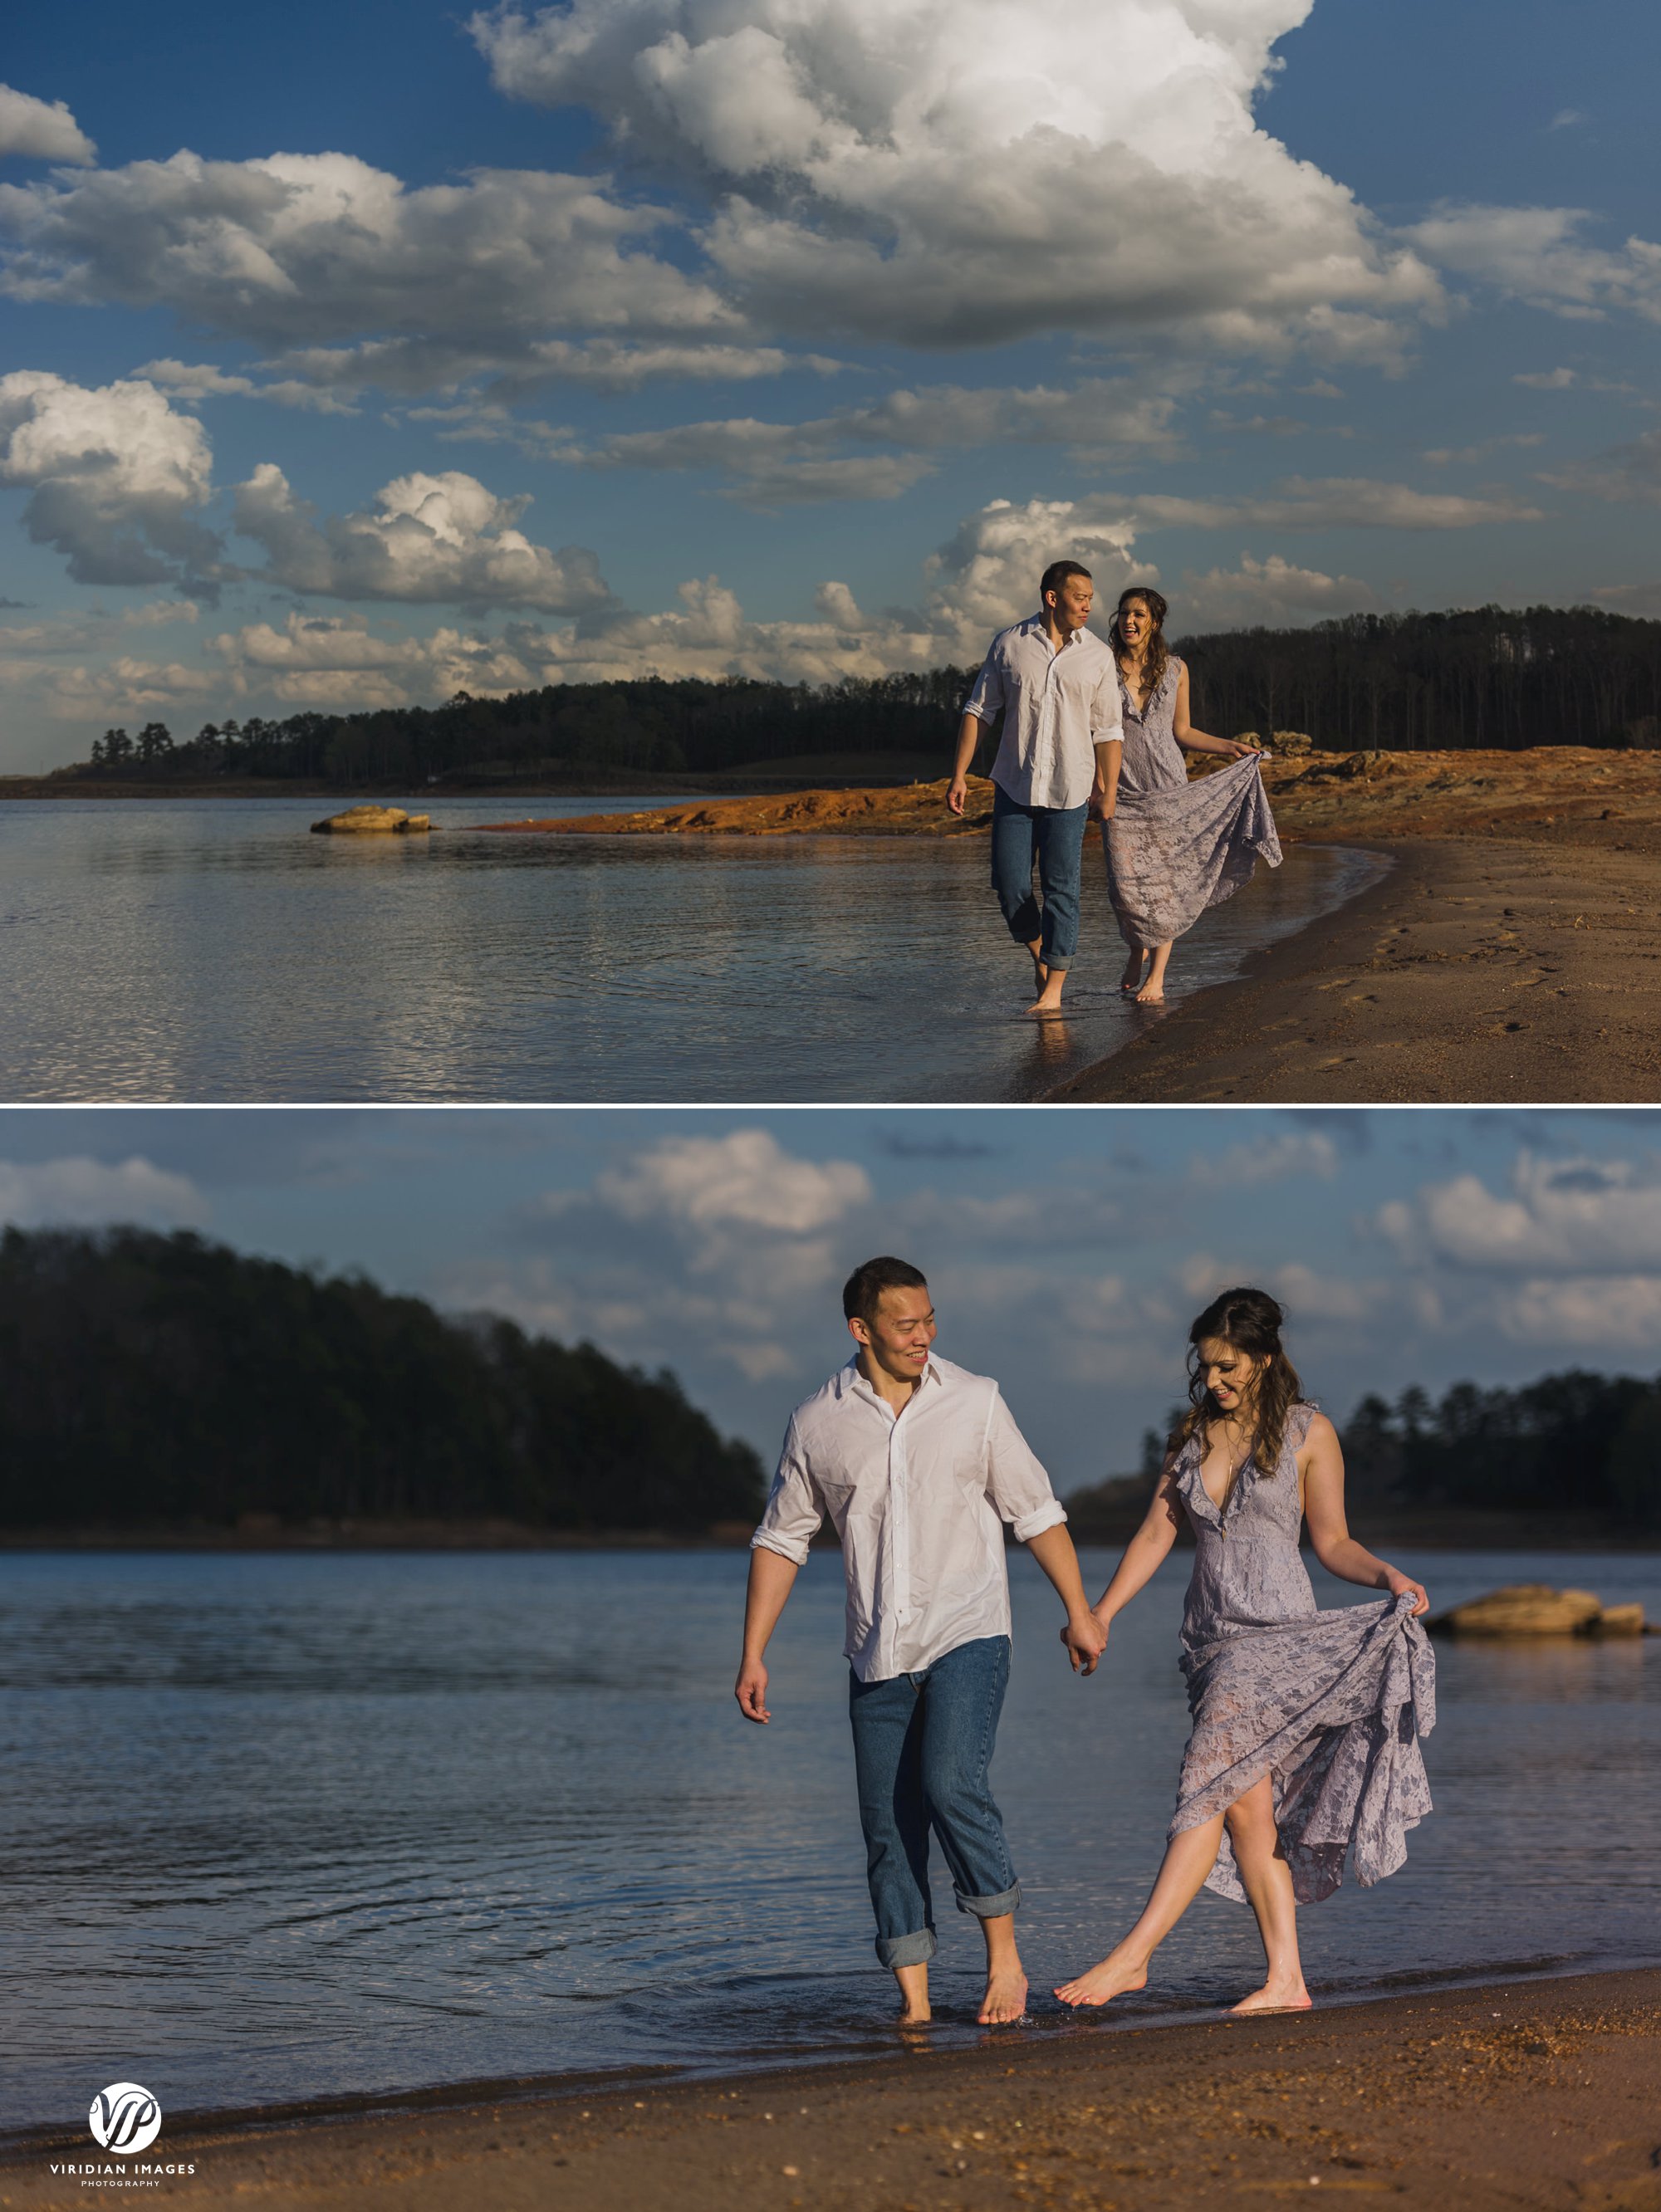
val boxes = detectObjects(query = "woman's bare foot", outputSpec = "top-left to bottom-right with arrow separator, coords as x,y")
1053,1949 -> 1149,2009
979,1961 -> 1030,2025
1133,980 -> 1165,1005
1120,952 -> 1146,994
1230,1980 -> 1311,2015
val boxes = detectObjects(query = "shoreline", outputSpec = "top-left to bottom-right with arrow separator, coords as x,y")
4,1514 -> 1659,1552
10,1964 -> 1658,2208
1056,834 -> 1661,1104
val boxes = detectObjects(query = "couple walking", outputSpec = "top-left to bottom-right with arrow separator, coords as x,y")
946,564 -> 1282,1011
737,1261 -> 1435,2026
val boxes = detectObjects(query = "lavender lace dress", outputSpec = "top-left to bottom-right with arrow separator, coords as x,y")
1103,656 -> 1281,949
1170,1403 -> 1435,1904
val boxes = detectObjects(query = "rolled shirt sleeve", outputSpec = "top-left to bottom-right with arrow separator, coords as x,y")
1090,659 -> 1124,746
751,1416 -> 823,1566
963,647 -> 1006,724
982,1391 -> 1068,1543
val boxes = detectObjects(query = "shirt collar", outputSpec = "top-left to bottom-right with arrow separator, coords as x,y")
840,1353 -> 944,1402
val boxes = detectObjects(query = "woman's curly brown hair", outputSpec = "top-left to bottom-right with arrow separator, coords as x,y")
1178,1285 -> 1306,1499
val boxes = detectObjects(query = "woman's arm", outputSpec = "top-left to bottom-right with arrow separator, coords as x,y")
1088,1453 -> 1183,1630
1172,666 -> 1258,760
1301,1413 -> 1428,1615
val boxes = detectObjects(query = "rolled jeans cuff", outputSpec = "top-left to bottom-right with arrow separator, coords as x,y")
876,1926 -> 938,1970
955,1878 -> 1022,1920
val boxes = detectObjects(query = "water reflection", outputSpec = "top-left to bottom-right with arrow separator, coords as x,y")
0,799 -> 1383,1101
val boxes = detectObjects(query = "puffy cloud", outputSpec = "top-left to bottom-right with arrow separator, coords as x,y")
1134,477 -> 1542,530
0,84 -> 95,165
0,370 -> 221,588
473,0 -> 1440,358
1407,204 -> 1661,324
1493,1275 -> 1661,1351
231,464 -> 616,612
1375,1154 -> 1661,1274
0,1154 -> 207,1231
595,1128 -> 870,1236
0,152 -> 733,361
1178,551 -> 1378,625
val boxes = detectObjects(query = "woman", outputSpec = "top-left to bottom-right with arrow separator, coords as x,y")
1105,588 -> 1281,1003
1056,1288 -> 1435,2015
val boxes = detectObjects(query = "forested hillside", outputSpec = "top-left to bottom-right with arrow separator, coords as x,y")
0,1228 -> 764,1534
54,606 -> 1661,786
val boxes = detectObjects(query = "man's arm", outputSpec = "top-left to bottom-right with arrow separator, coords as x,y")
948,648 -> 1003,815
948,710 -> 986,816
1024,1523 -> 1107,1675
735,1545 -> 800,1722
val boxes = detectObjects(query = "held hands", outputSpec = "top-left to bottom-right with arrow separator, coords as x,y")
1060,1611 -> 1108,1676
734,1657 -> 772,1723
946,777 -> 968,817
1384,1568 -> 1430,1617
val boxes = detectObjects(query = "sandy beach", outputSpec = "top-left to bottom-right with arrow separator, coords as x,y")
12,1966 -> 1657,2210
488,750 -> 1661,1103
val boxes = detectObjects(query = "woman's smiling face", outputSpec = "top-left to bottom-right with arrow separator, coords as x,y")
1198,1335 -> 1269,1415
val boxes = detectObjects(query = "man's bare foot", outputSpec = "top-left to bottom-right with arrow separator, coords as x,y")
897,1997 -> 933,2025
1133,980 -> 1165,1005
1230,1980 -> 1311,2015
1053,1950 -> 1149,2009
979,1960 -> 1029,2025
1030,952 -> 1049,995
1026,976 -> 1067,1015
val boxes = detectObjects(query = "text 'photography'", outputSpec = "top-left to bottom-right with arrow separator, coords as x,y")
3,2 -> 1661,2210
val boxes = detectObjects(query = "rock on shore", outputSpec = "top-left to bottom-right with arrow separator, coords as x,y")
1428,1583 -> 1651,1635
311,805 -> 432,834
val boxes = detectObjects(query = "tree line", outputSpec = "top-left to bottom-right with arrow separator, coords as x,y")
60,606 -> 1661,785
1071,1367 -> 1659,1536
0,1227 -> 765,1534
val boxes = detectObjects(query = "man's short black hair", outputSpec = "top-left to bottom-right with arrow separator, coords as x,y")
843,1255 -> 929,1327
1040,559 -> 1092,604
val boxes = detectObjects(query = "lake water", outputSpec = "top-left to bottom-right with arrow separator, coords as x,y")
0,799 -> 1381,1103
3,1547 -> 1656,2135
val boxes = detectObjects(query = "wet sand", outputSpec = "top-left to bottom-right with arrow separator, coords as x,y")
1056,835 -> 1661,1103
11,1967 -> 1657,2210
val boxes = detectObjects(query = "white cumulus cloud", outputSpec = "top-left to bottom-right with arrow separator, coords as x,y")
596,1128 -> 870,1236
231,464 -> 616,613
0,84 -> 96,165
1375,1154 -> 1661,1274
0,1155 -> 208,1231
473,0 -> 1441,359
1407,203 -> 1661,324
1179,551 -> 1378,625
0,370 -> 221,589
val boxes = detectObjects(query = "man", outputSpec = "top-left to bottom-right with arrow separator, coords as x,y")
735,1256 -> 1105,2026
947,560 -> 1123,1015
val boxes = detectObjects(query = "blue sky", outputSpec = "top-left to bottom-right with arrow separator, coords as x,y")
1,0 -> 1657,769
4,1105 -> 1659,1482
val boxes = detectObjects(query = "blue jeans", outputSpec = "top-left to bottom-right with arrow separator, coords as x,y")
847,1636 -> 1020,1970
988,785 -> 1088,971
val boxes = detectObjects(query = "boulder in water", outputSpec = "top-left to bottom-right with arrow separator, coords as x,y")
1428,1584 -> 1605,1637
311,805 -> 432,834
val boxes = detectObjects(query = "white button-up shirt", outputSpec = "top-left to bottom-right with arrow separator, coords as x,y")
752,1353 -> 1068,1682
964,613 -> 1122,811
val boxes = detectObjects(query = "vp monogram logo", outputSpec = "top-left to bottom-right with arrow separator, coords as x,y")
88,2082 -> 163,2156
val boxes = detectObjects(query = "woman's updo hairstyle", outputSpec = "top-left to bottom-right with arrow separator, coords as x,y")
1179,1285 -> 1306,1479
1110,585 -> 1172,705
